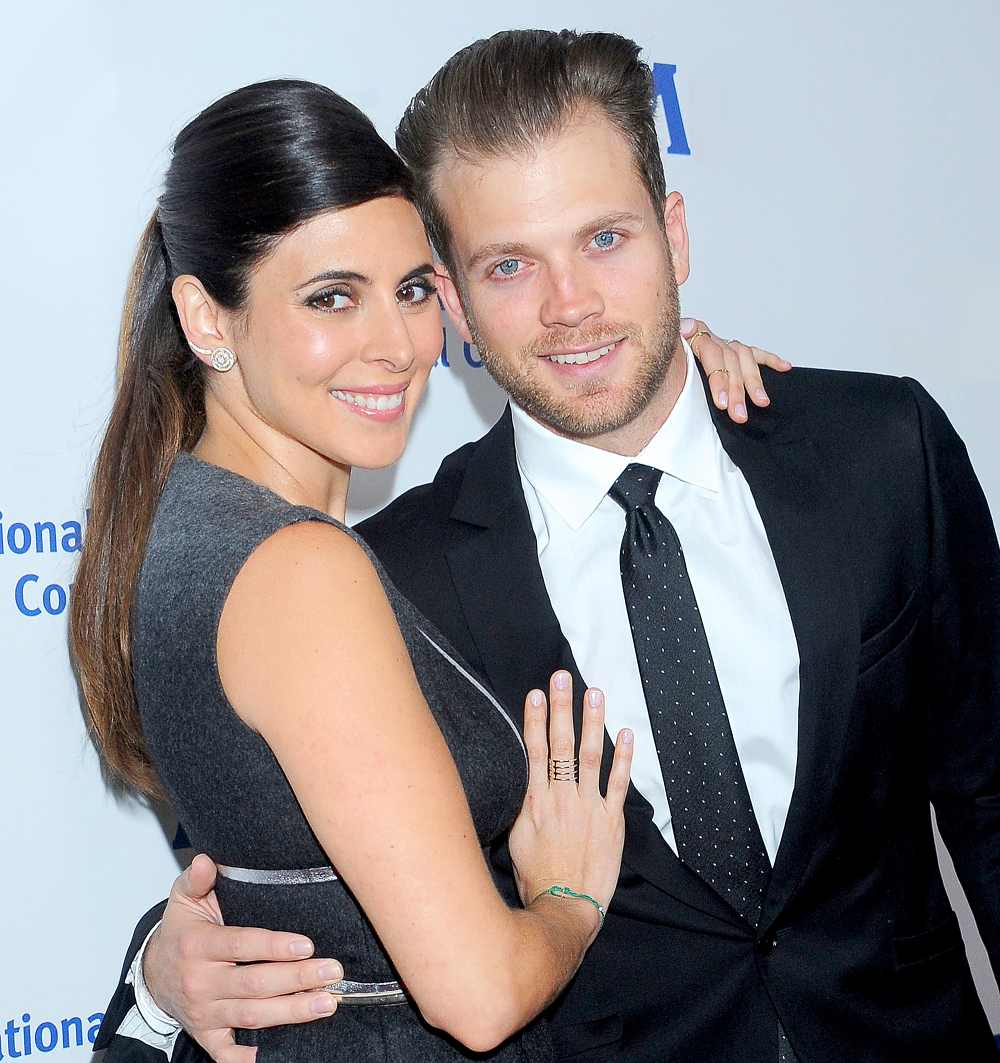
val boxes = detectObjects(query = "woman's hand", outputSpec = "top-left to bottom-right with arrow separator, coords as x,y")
508,671 -> 633,935
681,317 -> 792,423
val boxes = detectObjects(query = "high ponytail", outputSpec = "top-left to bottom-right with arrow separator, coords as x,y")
70,79 -> 413,794
70,215 -> 203,795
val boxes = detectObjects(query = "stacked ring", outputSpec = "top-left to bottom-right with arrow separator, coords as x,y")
548,758 -> 579,783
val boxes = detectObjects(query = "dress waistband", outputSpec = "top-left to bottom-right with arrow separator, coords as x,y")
218,864 -> 339,885
217,863 -> 405,1006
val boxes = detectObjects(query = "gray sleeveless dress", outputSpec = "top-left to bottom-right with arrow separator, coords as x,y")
133,453 -> 553,1062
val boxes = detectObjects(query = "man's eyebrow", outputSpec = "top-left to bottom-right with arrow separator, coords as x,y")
295,268 -> 370,291
573,211 -> 645,241
465,241 -> 533,273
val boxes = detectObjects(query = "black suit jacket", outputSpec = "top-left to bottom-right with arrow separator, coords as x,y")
98,367 -> 1000,1062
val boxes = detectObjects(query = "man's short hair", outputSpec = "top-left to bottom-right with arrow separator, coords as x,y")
395,28 -> 667,276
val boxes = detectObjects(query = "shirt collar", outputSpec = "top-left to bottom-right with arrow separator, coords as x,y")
511,341 -> 723,530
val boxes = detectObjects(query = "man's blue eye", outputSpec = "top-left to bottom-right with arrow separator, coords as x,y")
496,259 -> 520,276
593,231 -> 617,250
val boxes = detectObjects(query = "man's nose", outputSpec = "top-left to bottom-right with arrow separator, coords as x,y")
540,262 -> 605,330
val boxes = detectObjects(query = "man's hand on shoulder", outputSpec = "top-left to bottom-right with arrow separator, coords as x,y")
145,854 -> 341,1062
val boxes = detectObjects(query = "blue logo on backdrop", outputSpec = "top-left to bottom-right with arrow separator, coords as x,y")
0,510 -> 85,619
0,1011 -> 103,1058
652,63 -> 691,156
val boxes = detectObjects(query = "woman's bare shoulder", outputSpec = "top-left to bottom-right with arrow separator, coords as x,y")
217,517 -> 407,726
237,517 -> 383,601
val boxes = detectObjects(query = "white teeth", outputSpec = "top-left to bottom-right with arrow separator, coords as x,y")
330,389 -> 404,411
547,343 -> 614,365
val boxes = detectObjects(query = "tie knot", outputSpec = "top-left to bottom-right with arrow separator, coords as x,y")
609,463 -> 663,512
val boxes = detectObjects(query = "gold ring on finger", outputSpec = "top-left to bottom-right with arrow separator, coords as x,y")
707,368 -> 730,381
548,757 -> 579,783
689,329 -> 713,348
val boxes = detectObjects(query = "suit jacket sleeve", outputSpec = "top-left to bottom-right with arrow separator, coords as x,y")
93,900 -> 168,1056
908,377 -> 1000,968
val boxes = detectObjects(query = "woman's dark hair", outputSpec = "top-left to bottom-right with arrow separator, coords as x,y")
70,79 -> 413,794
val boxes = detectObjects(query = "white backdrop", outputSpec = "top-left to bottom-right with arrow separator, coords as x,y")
1,1 -> 997,1057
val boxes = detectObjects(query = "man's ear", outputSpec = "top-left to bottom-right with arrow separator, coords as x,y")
172,275 -> 230,366
662,191 -> 690,286
435,264 -> 475,345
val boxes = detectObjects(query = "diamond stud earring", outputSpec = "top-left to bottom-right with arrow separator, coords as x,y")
189,341 -> 237,373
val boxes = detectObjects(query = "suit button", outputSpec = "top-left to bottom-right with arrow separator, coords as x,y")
755,936 -> 778,956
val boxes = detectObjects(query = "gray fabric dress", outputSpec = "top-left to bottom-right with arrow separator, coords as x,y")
133,453 -> 552,1062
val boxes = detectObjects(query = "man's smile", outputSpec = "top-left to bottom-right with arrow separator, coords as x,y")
541,338 -> 626,370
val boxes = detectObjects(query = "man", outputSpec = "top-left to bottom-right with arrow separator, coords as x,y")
96,29 -> 1000,1063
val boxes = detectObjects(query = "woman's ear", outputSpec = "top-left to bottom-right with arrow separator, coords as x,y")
172,275 -> 229,366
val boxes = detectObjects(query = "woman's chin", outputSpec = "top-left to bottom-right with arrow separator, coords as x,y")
338,440 -> 408,472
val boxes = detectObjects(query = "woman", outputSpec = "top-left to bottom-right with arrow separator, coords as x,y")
72,80 -> 781,1060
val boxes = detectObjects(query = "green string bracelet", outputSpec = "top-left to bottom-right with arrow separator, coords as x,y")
532,885 -> 607,928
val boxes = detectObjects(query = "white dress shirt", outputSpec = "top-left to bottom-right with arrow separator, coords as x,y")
511,342 -> 800,862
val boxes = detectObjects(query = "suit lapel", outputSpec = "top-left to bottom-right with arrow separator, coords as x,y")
444,410 -> 567,714
706,375 -> 861,930
444,409 -> 738,924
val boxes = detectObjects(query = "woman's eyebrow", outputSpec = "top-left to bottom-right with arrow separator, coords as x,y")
295,268 -> 370,291
398,263 -> 436,284
296,263 -> 435,290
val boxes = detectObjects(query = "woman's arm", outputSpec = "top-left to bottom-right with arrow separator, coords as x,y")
218,520 -> 629,1052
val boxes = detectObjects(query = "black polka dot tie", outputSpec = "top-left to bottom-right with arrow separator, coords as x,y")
610,464 -> 797,1061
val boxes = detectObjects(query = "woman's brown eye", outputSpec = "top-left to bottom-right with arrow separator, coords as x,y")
309,289 -> 352,311
398,282 -> 435,305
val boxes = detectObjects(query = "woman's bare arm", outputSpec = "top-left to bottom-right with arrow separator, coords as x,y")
218,520 -> 628,1051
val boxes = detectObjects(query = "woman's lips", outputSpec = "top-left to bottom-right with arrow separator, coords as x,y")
329,386 -> 407,421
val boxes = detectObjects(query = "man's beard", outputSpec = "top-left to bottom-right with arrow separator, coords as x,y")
463,257 -> 681,440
